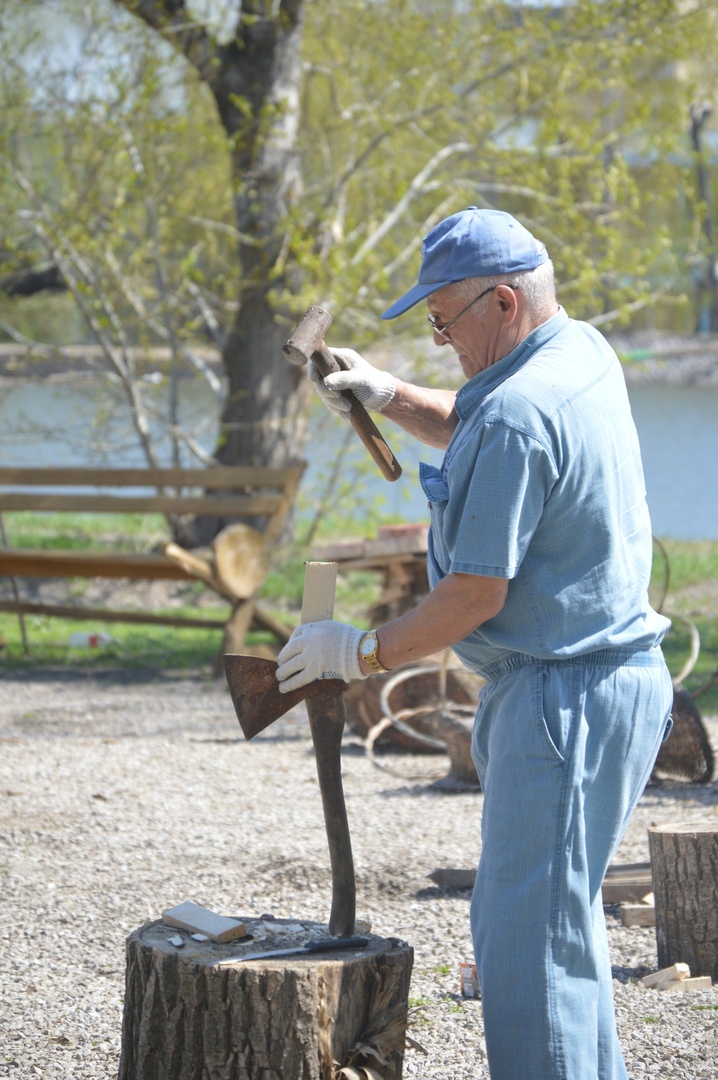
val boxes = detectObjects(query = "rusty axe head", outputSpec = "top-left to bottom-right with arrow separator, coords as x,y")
282,306 -> 333,368
223,654 -> 348,740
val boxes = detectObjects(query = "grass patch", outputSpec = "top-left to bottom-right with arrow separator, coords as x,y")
0,608 -> 228,670
1,517 -> 716,692
651,539 -> 718,713
2,511 -> 169,552
0,519 -> 382,671
651,539 -> 718,597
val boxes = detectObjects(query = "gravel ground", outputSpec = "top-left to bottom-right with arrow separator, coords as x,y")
1,668 -> 717,1079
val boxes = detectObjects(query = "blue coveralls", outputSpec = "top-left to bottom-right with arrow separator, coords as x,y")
420,309 -> 673,1080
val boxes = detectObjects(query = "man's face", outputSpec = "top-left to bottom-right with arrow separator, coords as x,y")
426,282 -> 513,379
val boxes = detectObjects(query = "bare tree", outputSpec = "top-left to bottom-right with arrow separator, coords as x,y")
115,0 -> 310,498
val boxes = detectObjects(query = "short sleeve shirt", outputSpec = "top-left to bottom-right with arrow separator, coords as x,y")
420,309 -> 670,674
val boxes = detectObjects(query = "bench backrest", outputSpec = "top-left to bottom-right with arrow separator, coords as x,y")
0,463 -> 306,544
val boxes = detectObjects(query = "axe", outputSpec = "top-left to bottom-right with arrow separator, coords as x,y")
223,562 -> 356,937
283,305 -> 402,483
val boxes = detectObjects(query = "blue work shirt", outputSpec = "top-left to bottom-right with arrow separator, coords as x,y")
420,308 -> 670,676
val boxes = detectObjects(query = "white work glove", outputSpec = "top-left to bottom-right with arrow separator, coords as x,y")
275,620 -> 367,693
308,348 -> 396,417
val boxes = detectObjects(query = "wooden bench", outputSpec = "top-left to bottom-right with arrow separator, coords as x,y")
0,463 -> 305,656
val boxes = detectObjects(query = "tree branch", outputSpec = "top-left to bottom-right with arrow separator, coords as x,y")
113,0 -> 221,87
0,263 -> 67,297
350,143 -> 472,267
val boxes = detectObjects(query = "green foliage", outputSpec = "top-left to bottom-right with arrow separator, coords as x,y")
0,0 -> 235,468
291,0 -> 718,339
5,0 -> 716,362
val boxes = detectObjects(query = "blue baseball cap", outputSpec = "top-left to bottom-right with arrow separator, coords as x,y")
381,207 -> 548,319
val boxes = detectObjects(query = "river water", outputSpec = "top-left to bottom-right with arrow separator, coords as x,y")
0,374 -> 715,540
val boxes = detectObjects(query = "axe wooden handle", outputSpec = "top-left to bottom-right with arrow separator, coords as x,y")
302,562 -> 356,938
311,344 -> 403,483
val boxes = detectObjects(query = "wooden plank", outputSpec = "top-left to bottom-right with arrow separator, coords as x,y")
262,461 -> 306,546
0,549 -> 197,580
312,539 -> 367,561
429,868 -> 476,890
0,599 -> 227,629
660,976 -> 712,992
311,530 -> 430,564
642,962 -> 690,988
364,529 -> 429,559
429,861 -> 655,901
317,553 -> 427,571
0,464 -> 304,489
301,562 -> 338,624
603,861 -> 652,879
0,493 -> 282,515
601,862 -> 653,904
620,901 -> 656,927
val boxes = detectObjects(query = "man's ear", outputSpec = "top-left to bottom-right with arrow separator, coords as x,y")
497,285 -> 518,315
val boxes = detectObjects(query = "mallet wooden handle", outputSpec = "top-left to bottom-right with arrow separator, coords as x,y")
283,306 -> 402,483
312,343 -> 402,482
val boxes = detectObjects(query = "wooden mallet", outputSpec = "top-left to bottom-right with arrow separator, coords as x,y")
283,305 -> 402,482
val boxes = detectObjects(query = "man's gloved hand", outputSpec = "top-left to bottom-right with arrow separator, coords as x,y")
308,348 -> 396,418
275,620 -> 367,693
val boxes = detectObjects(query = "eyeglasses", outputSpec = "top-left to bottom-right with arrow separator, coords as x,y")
427,284 -> 518,341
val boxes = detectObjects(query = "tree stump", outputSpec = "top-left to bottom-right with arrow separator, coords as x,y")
648,823 -> 718,979
118,917 -> 414,1080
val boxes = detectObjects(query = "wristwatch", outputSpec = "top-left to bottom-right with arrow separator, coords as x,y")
358,629 -> 389,674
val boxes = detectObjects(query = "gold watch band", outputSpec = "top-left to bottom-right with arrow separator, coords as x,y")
359,630 -> 389,674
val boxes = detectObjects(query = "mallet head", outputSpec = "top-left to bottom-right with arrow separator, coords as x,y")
283,306 -> 333,367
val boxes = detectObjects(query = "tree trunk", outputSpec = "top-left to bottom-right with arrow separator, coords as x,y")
117,2 -> 313,544
217,296 -> 309,470
648,823 -> 718,979
118,918 -> 414,1080
213,2 -> 310,473
118,2 -> 312,476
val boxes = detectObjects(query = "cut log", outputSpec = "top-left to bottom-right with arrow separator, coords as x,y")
648,823 -> 718,979
165,524 -> 269,603
213,523 -> 269,600
164,541 -> 227,596
118,917 -> 414,1080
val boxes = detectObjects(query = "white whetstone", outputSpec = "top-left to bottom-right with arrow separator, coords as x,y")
162,901 -> 248,943
301,561 -> 338,624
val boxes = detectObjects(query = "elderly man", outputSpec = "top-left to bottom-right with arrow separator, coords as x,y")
276,207 -> 673,1080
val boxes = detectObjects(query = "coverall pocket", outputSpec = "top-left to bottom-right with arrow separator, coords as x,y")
471,687 -> 489,782
536,665 -> 574,764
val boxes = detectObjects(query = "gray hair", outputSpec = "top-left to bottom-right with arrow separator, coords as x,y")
453,260 -> 556,321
